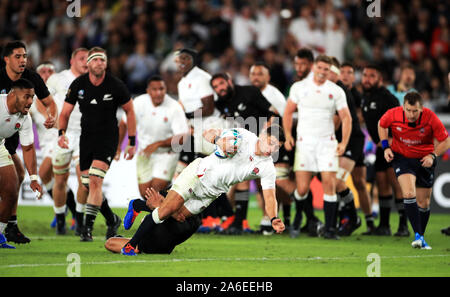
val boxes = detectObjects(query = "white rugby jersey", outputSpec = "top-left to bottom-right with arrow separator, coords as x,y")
288,78 -> 347,138
195,128 -> 276,199
0,94 -> 34,146
133,93 -> 189,153
46,69 -> 82,134
177,66 -> 220,117
261,84 -> 286,116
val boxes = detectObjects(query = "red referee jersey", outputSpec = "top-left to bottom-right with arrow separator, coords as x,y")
379,106 -> 448,158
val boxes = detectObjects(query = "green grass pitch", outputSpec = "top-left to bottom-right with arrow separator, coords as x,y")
1,200 -> 449,277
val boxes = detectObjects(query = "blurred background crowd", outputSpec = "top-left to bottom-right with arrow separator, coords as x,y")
0,0 -> 448,111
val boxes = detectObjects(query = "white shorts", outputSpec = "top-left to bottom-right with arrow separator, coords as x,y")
40,141 -> 56,159
136,152 -> 179,184
52,133 -> 80,169
0,143 -> 14,168
170,158 -> 215,215
293,135 -> 338,172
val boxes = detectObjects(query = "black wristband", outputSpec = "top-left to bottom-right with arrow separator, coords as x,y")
430,153 -> 437,160
58,129 -> 65,136
270,216 -> 278,223
213,136 -> 220,144
128,136 -> 136,146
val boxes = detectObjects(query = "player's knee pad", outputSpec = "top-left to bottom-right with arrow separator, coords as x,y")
336,167 -> 350,182
53,165 -> 70,175
88,166 -> 107,179
81,174 -> 90,189
275,166 -> 290,180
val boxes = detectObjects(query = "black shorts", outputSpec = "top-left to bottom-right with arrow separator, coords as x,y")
178,134 -> 199,164
79,135 -> 117,171
5,132 -> 19,155
342,135 -> 365,163
392,152 -> 436,188
375,146 -> 392,172
275,121 -> 296,166
138,215 -> 201,254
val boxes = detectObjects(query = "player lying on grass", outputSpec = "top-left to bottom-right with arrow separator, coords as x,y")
105,125 -> 286,255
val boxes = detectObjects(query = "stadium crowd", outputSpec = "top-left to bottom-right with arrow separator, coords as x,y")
0,0 -> 448,110
0,0 -> 449,252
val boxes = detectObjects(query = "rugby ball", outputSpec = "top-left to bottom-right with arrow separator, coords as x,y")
214,129 -> 242,159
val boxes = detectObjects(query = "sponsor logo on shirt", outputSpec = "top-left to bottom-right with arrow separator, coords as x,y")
90,99 -> 98,104
369,102 -> 377,109
396,127 -> 402,131
5,118 -> 11,122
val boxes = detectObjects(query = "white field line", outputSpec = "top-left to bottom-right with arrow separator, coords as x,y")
1,254 -> 449,269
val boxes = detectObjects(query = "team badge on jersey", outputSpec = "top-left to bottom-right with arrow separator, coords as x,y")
329,94 -> 333,99
164,117 -> 168,123
252,167 -> 259,175
15,123 -> 21,130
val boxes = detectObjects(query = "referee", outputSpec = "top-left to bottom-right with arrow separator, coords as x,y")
378,92 -> 450,249
0,40 -> 58,244
58,47 -> 136,242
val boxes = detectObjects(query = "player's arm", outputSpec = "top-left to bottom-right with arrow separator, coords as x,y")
199,94 -> 215,117
378,119 -> 394,163
39,94 -> 58,129
57,102 -> 75,149
282,99 -> 297,151
422,113 -> 450,167
115,118 -> 127,160
203,128 -> 223,144
122,99 -> 137,160
21,142 -> 42,198
262,188 -> 285,233
336,107 -> 352,156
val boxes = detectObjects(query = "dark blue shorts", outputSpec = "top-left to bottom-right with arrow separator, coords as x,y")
391,152 -> 436,188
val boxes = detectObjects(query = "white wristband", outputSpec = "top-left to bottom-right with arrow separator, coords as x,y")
30,175 -> 38,182
152,207 -> 164,224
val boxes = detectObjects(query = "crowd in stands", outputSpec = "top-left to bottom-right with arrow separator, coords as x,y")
0,0 -> 448,110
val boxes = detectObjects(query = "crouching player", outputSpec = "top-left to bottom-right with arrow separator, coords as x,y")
105,125 -> 286,255
378,92 -> 450,249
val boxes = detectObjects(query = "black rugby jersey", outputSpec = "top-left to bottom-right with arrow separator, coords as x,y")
65,72 -> 130,138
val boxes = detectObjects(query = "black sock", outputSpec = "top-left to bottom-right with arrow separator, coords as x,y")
132,199 -> 151,212
128,213 -> 155,248
8,215 -> 17,226
66,189 -> 76,217
282,203 -> 291,226
337,188 -> 357,223
403,198 -> 422,235
395,199 -> 407,226
303,191 -> 315,221
216,193 -> 234,217
365,214 -> 375,228
84,204 -> 100,230
378,195 -> 392,227
56,212 -> 65,227
75,210 -> 84,229
100,195 -> 115,226
419,207 -> 430,235
233,190 -> 249,228
324,201 -> 338,231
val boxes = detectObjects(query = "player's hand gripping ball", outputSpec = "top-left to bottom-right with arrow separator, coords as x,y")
214,129 -> 242,159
